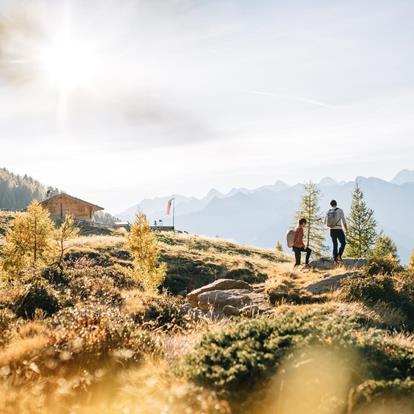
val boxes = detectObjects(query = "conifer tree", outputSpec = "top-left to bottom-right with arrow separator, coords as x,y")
409,249 -> 414,272
55,215 -> 80,266
295,182 -> 326,256
346,184 -> 377,257
1,201 -> 55,277
275,240 -> 284,253
371,232 -> 399,262
126,212 -> 167,293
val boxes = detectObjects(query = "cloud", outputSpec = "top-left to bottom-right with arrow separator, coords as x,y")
243,90 -> 340,109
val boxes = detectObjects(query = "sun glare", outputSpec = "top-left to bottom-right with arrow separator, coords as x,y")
39,33 -> 99,90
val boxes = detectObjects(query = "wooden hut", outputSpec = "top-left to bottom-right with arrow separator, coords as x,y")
40,193 -> 104,221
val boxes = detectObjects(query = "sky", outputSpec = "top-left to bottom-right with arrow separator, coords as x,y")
0,0 -> 413,213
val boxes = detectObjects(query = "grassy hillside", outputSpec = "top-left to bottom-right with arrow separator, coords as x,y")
0,211 -> 414,413
64,232 -> 288,294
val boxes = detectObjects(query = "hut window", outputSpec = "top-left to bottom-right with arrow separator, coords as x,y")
79,206 -> 85,212
49,207 -> 55,213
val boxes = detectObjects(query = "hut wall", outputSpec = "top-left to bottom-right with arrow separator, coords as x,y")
42,196 -> 94,221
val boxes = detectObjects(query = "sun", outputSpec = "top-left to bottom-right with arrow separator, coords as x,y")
39,32 -> 99,91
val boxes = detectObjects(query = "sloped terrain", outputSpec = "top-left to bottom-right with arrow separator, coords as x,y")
0,219 -> 414,413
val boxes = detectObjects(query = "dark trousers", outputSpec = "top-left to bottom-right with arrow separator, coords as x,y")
330,229 -> 346,259
293,246 -> 312,266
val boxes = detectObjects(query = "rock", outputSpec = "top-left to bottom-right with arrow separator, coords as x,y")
197,289 -> 252,312
304,272 -> 359,294
223,305 -> 240,317
240,304 -> 260,317
187,278 -> 253,307
309,258 -> 367,271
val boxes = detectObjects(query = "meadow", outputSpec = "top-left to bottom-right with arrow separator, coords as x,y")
0,211 -> 414,414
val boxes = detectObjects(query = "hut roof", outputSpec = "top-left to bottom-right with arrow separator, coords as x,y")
41,193 -> 104,211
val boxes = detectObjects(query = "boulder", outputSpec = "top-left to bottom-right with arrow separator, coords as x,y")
187,278 -> 252,307
309,258 -> 367,271
304,272 -> 358,294
197,289 -> 252,312
223,305 -> 241,317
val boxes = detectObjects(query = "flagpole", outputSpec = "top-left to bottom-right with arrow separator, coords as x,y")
173,198 -> 175,230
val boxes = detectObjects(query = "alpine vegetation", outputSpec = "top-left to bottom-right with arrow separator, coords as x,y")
346,184 -> 377,257
295,182 -> 326,256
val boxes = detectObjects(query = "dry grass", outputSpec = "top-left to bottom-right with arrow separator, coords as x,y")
65,235 -> 125,251
3,215 -> 413,412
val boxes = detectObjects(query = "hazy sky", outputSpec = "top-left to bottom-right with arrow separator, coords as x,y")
0,0 -> 413,212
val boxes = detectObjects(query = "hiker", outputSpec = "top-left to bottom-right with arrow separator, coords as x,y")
325,200 -> 348,264
293,218 -> 312,267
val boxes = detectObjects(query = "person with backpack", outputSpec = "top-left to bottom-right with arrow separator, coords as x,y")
291,218 -> 312,267
325,200 -> 348,264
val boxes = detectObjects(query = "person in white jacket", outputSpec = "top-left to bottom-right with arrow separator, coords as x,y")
325,200 -> 348,264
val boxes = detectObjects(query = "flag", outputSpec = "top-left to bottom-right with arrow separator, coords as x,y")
166,198 -> 174,215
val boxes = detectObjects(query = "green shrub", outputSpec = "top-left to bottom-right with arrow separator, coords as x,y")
339,273 -> 414,327
14,281 -> 59,319
340,274 -> 396,305
366,255 -> 402,276
351,378 -> 414,413
183,307 -> 414,409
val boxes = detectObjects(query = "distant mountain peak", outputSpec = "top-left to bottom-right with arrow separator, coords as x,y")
319,177 -> 337,187
392,169 -> 414,185
227,187 -> 251,197
204,188 -> 224,202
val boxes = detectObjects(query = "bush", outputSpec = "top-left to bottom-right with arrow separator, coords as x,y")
65,258 -> 136,288
366,255 -> 402,276
339,272 -> 414,327
340,274 -> 395,305
49,304 -> 160,364
14,281 -> 59,319
41,265 -> 69,285
351,378 -> 414,413
0,303 -> 161,404
183,306 -> 414,410
0,308 -> 14,345
124,291 -> 193,331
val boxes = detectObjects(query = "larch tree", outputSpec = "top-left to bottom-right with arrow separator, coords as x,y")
275,241 -> 284,253
55,214 -> 80,267
1,201 -> 56,277
126,212 -> 167,293
371,232 -> 399,262
409,249 -> 414,272
346,184 -> 377,258
295,182 -> 326,256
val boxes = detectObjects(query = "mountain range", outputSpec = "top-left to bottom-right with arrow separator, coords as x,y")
118,170 -> 414,263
